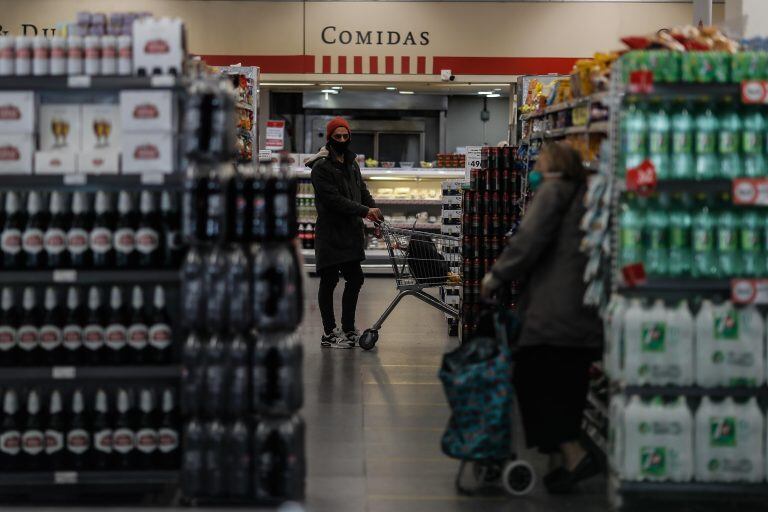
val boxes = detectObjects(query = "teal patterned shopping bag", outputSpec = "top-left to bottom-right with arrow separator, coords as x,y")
439,311 -> 517,461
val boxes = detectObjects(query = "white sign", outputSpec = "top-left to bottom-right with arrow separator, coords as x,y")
465,146 -> 482,180
258,149 -> 273,162
265,120 -> 285,150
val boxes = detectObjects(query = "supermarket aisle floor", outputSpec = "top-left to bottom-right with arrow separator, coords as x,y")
302,276 -> 609,512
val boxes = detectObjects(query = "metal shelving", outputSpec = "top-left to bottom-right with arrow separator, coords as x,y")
0,75 -> 184,91
618,278 -> 731,296
0,269 -> 180,285
519,91 -> 610,121
0,365 -> 180,382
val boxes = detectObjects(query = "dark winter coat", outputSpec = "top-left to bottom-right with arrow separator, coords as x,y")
309,149 -> 376,270
490,178 -> 603,349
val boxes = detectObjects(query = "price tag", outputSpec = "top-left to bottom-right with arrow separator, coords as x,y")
52,366 -> 76,379
628,70 -> 654,94
140,173 -> 164,185
733,179 -> 768,205
621,263 -> 647,287
54,471 -> 78,484
741,81 -> 768,104
465,146 -> 482,180
67,75 -> 91,88
625,159 -> 657,195
732,279 -> 768,304
53,270 -> 77,283
150,75 -> 176,88
63,174 -> 87,185
258,149 -> 273,163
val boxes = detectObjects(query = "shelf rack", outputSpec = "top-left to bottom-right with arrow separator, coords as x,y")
0,365 -> 180,382
0,269 -> 180,285
0,174 -> 184,191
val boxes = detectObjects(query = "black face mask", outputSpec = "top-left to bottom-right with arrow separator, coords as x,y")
329,138 -> 351,154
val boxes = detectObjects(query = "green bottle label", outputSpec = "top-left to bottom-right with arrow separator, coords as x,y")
717,228 -> 738,252
743,131 -> 762,154
741,229 -> 759,251
696,132 -> 716,154
647,228 -> 667,249
621,228 -> 642,249
719,132 -> 738,154
714,312 -> 739,340
673,132 -> 692,153
710,417 -> 737,447
641,322 -> 666,352
693,229 -> 713,251
649,132 -> 669,154
626,132 -> 647,154
670,226 -> 690,248
641,447 -> 668,476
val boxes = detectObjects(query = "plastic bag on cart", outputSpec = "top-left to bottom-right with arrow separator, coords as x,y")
439,309 -> 518,461
407,233 -> 449,286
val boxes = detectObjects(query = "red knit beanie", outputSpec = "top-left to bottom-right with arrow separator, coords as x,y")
326,116 -> 351,140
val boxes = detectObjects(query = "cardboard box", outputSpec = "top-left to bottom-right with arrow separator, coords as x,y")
132,17 -> 186,76
120,90 -> 175,132
78,151 -> 120,174
0,92 -> 35,134
39,104 -> 82,152
0,134 -> 34,174
121,132 -> 174,174
81,104 -> 121,152
34,151 -> 77,174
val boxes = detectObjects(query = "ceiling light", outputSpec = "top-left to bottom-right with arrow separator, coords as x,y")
331,86 -> 343,90
386,86 -> 397,91
478,91 -> 492,95
486,93 -> 502,98
399,91 -> 415,95
320,89 -> 339,94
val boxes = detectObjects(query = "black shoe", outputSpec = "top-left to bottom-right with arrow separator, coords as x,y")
544,453 -> 601,495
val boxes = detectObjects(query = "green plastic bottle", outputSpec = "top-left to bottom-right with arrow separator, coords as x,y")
716,197 -> 740,277
668,193 -> 692,277
718,105 -> 742,179
648,104 -> 671,179
671,103 -> 695,180
644,194 -> 670,276
620,193 -> 645,269
691,196 -> 718,278
694,107 -> 720,180
623,103 -> 648,174
740,210 -> 764,277
742,107 -> 765,177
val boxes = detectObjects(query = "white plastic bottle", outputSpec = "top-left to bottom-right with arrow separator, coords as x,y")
622,299 -> 645,385
49,36 -> 66,76
608,394 -> 626,476
665,397 -> 694,481
625,299 -> 684,385
622,395 -> 644,481
665,300 -> 695,385
14,36 -> 31,76
604,294 -> 628,382
0,37 -> 14,76
100,35 -> 116,75
32,36 -> 49,76
695,397 -> 764,482
66,35 -> 83,75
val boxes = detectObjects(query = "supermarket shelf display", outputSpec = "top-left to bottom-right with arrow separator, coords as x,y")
441,180 -> 463,337
180,73 -> 304,505
213,66 -> 258,164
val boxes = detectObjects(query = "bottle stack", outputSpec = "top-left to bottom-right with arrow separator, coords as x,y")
180,76 -> 305,505
460,146 -> 522,338
440,180 -> 463,336
296,179 -> 316,251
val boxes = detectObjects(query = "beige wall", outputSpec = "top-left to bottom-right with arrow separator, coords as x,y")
0,0 -> 724,59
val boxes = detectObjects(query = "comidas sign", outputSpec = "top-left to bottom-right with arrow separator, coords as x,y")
321,27 -> 429,46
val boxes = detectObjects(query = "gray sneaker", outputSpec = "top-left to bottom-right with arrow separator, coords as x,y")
321,329 -> 353,349
344,329 -> 361,347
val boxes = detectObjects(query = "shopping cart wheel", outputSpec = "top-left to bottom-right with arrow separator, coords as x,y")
359,329 -> 378,350
501,460 -> 536,496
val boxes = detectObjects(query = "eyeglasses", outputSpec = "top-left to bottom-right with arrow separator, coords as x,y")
332,133 -> 350,141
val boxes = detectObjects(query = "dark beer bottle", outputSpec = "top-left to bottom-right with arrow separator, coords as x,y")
0,389 -> 20,469
114,191 -> 137,269
65,389 -> 91,470
91,388 -> 112,470
83,287 -> 106,365
136,191 -> 160,268
157,388 -> 179,469
17,286 -> 41,366
67,192 -> 91,268
45,390 -> 65,470
62,287 -> 84,365
90,191 -> 114,269
22,191 -> 46,269
44,191 -> 69,268
160,191 -> 182,268
127,286 -> 149,364
105,286 -> 128,364
39,286 -> 64,364
112,388 -> 135,469
148,286 -> 172,364
135,389 -> 158,468
0,287 -> 19,365
21,389 -> 46,470
1,192 -> 24,269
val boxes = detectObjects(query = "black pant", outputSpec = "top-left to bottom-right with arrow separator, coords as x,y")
318,261 -> 364,334
513,346 -> 598,454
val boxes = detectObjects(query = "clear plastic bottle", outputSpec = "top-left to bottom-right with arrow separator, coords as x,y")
668,193 -> 692,277
670,103 -> 695,179
716,197 -> 741,277
691,196 -> 718,278
619,193 -> 645,269
648,104 -> 671,179
718,104 -> 743,179
740,210 -> 764,277
622,102 -> 648,174
694,106 -> 720,180
645,194 -> 670,276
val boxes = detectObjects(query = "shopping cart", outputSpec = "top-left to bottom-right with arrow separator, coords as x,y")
358,222 -> 462,351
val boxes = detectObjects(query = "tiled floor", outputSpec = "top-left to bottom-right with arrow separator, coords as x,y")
302,276 -> 609,512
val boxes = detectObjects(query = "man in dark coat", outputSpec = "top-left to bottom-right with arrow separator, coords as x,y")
309,117 -> 383,349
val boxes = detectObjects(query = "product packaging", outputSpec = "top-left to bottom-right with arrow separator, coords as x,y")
120,90 -> 175,132
0,134 -> 34,173
81,104 -> 121,151
0,92 -> 35,133
121,132 -> 175,174
39,104 -> 82,151
34,151 -> 77,174
131,17 -> 186,76
78,150 -> 120,174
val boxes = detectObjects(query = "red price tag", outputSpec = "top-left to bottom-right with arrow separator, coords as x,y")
628,70 -> 654,94
621,263 -> 647,287
741,81 -> 768,104
732,178 -> 768,205
626,159 -> 657,195
730,279 -> 768,305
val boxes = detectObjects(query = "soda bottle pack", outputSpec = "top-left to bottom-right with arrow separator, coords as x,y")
181,127 -> 305,502
460,146 -> 524,338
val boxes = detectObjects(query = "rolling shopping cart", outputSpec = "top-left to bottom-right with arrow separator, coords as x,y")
358,222 -> 462,351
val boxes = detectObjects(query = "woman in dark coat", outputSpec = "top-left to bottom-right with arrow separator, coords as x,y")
481,142 -> 604,493
308,117 -> 383,349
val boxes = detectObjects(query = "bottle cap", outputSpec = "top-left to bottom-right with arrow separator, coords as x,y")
132,286 -> 143,309
5,191 -> 18,213
153,285 -> 165,308
71,192 -> 86,214
109,286 -> 122,309
3,389 -> 17,414
139,389 -> 154,413
140,191 -> 154,214
66,287 -> 78,309
117,191 -> 132,214
71,390 -> 84,414
26,191 -> 41,215
87,287 -> 101,310
94,191 -> 110,214
44,286 -> 57,310
161,388 -> 174,413
116,389 -> 130,413
27,390 -> 40,414
95,389 -> 109,413
49,192 -> 64,214
49,390 -> 62,414
22,287 -> 35,310
1,287 -> 13,310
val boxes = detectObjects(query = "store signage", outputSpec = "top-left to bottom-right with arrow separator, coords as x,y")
731,279 -> 768,305
621,263 -> 647,287
733,178 -> 768,205
464,146 -> 482,180
0,23 -> 56,36
321,26 -> 429,46
625,159 -> 657,195
265,120 -> 285,150
741,81 -> 768,104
